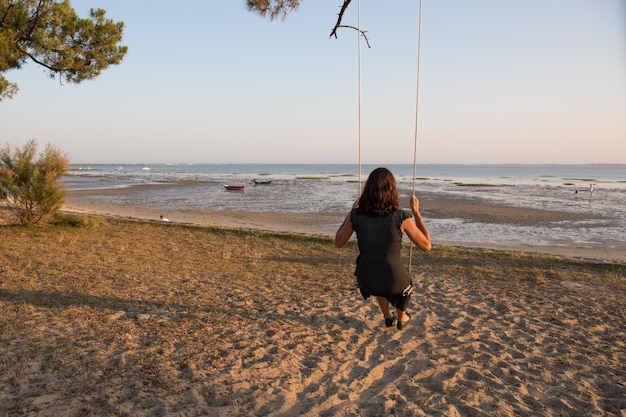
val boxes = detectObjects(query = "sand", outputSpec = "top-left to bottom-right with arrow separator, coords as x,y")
1,195 -> 625,416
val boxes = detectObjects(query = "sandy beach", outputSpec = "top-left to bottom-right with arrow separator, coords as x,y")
1,196 -> 625,416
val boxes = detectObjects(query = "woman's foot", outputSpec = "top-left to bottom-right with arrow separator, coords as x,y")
397,313 -> 410,330
384,313 -> 396,328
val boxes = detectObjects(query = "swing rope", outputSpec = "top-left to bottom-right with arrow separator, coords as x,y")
357,0 -> 362,191
408,0 -> 423,273
355,0 -> 423,272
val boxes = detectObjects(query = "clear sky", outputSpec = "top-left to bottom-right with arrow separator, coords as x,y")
2,0 -> 625,164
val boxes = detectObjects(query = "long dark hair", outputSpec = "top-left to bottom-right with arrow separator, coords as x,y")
358,167 -> 400,216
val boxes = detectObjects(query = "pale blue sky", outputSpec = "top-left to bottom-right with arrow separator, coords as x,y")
2,0 -> 625,164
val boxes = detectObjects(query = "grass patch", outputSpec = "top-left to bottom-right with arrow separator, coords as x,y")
50,212 -> 100,228
564,178 -> 597,182
166,179 -> 217,184
454,182 -> 497,187
2,213 -> 622,291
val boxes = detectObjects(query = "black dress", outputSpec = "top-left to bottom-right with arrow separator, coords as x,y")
350,208 -> 412,298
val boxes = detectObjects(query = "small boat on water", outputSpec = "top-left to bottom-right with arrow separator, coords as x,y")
253,179 -> 272,185
224,184 -> 245,190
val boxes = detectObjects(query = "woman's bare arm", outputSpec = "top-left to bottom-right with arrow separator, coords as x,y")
334,213 -> 354,248
401,195 -> 432,252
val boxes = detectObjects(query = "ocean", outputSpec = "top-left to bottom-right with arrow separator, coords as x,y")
63,163 -> 626,259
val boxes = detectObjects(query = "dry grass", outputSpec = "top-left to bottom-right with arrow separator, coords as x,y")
1,209 -> 624,416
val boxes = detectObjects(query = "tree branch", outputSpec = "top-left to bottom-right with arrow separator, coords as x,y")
14,44 -> 58,72
333,25 -> 371,48
328,0 -> 371,48
329,0 -> 351,38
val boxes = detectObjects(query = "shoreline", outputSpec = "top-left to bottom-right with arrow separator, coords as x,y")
63,186 -> 626,264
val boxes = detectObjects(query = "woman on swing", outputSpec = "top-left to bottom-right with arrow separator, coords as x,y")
334,167 -> 432,330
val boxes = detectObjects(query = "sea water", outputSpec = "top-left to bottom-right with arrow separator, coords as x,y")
63,163 -> 626,257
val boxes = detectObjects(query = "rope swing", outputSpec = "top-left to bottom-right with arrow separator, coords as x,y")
356,0 -> 363,191
355,0 -> 424,273
408,0 -> 423,273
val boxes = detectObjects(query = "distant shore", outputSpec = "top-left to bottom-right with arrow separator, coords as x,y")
64,184 -> 626,264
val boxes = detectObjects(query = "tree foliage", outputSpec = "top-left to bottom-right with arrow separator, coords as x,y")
246,0 -> 369,45
245,0 -> 301,21
0,0 -> 127,101
0,139 -> 69,225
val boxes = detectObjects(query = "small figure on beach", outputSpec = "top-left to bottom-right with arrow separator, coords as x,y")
575,184 -> 595,199
334,167 -> 432,330
160,215 -> 170,222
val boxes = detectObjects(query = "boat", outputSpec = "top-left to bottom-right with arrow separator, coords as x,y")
253,179 -> 272,185
224,184 -> 245,190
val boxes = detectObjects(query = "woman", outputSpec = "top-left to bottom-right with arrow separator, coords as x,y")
334,167 -> 432,330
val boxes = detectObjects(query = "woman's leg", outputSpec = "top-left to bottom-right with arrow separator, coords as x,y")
397,308 -> 410,324
395,287 -> 412,329
376,296 -> 393,319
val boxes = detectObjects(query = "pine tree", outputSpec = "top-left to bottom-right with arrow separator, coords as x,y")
0,0 -> 127,101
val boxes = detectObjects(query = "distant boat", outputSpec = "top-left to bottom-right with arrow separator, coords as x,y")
224,184 -> 245,190
142,166 -> 150,171
253,179 -> 272,185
